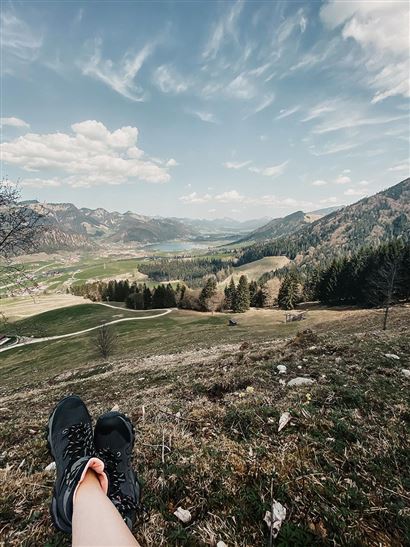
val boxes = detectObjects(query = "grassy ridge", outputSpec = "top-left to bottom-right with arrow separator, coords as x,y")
0,309 -> 409,545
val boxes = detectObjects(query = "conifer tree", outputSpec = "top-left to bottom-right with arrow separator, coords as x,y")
199,277 -> 218,311
143,285 -> 152,309
233,275 -> 250,313
224,277 -> 236,310
278,271 -> 300,310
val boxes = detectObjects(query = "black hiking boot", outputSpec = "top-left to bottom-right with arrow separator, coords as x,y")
46,395 -> 96,533
94,411 -> 140,530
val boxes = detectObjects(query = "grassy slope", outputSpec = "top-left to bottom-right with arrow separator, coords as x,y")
0,308 -> 359,393
220,256 -> 290,287
0,306 -> 409,546
0,304 -> 160,338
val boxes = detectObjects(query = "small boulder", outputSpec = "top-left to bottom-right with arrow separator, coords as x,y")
174,507 -> 191,524
401,369 -> 410,378
277,365 -> 287,374
45,461 -> 56,473
111,404 -> 120,412
287,377 -> 316,387
384,353 -> 400,360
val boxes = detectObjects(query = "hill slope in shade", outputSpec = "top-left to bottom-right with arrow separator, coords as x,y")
239,178 -> 410,265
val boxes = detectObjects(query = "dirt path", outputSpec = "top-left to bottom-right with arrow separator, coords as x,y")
0,308 -> 174,354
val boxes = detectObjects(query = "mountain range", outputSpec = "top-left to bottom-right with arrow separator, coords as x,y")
238,178 -> 410,265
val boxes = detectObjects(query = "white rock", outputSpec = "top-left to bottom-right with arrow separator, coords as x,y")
111,404 -> 120,412
217,542 -> 228,547
263,500 -> 286,538
173,507 -> 191,523
278,412 -> 292,432
384,353 -> 400,360
277,365 -> 287,374
297,365 -> 302,369
287,377 -> 316,387
401,369 -> 410,378
45,461 -> 56,473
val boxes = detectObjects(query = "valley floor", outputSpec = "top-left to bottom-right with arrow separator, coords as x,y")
0,305 -> 409,545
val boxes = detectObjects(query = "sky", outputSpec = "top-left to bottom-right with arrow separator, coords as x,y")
1,0 -> 409,220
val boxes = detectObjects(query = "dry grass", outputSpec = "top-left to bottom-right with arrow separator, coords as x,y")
0,310 -> 409,546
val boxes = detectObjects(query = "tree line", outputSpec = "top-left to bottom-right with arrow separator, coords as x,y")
137,257 -> 234,287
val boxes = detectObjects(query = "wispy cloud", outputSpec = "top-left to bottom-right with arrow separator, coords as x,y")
187,110 -> 218,124
312,179 -> 327,186
320,1 -> 410,103
1,11 -> 43,72
152,65 -> 190,94
244,94 -> 275,119
223,160 -> 252,169
81,38 -> 154,101
388,161 -> 410,173
202,1 -> 244,60
249,160 -> 289,178
275,105 -> 300,120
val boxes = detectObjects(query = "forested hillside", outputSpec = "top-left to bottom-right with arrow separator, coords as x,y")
239,178 -> 409,266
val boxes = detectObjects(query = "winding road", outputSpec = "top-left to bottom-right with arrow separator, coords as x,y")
0,305 -> 174,354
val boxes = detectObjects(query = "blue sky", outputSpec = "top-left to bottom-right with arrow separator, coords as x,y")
1,0 -> 409,219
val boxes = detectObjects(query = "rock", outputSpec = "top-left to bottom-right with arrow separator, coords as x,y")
173,507 -> 192,523
277,365 -> 287,374
28,429 -> 36,435
111,404 -> 120,412
287,377 -> 316,387
297,365 -> 302,369
278,412 -> 292,432
217,542 -> 228,547
263,500 -> 286,538
401,369 -> 410,378
45,461 -> 56,473
384,353 -> 400,360
279,378 -> 286,386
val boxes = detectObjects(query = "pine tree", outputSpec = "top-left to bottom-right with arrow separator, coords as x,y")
199,277 -> 218,311
224,277 -> 236,310
164,284 -> 177,307
278,271 -> 300,310
249,280 -> 258,306
126,291 -> 144,310
233,275 -> 250,313
152,285 -> 166,308
143,285 -> 152,309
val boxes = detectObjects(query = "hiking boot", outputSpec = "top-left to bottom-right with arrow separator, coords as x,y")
47,395 -> 107,533
94,411 -> 140,530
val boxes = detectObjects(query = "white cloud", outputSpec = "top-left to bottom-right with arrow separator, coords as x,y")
312,113 -> 404,135
312,179 -> 327,186
179,192 -> 212,204
0,117 -> 30,128
342,169 -> 351,174
223,160 -> 251,169
166,158 -> 179,167
309,141 -> 357,156
249,160 -> 288,178
20,177 -> 61,188
358,180 -> 370,186
202,1 -> 244,60
344,188 -> 367,197
388,162 -> 410,173
335,175 -> 351,185
320,196 -> 338,204
275,106 -> 300,120
81,38 -> 153,101
152,65 -> 189,94
1,120 -> 174,187
320,1 -> 410,103
215,190 -> 245,203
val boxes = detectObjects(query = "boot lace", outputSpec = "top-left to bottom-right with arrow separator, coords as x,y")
97,447 -> 142,520
62,422 -> 94,486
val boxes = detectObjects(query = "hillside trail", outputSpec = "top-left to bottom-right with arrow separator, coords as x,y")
0,306 -> 174,354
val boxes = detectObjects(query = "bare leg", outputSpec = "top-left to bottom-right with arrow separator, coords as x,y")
72,469 -> 140,547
